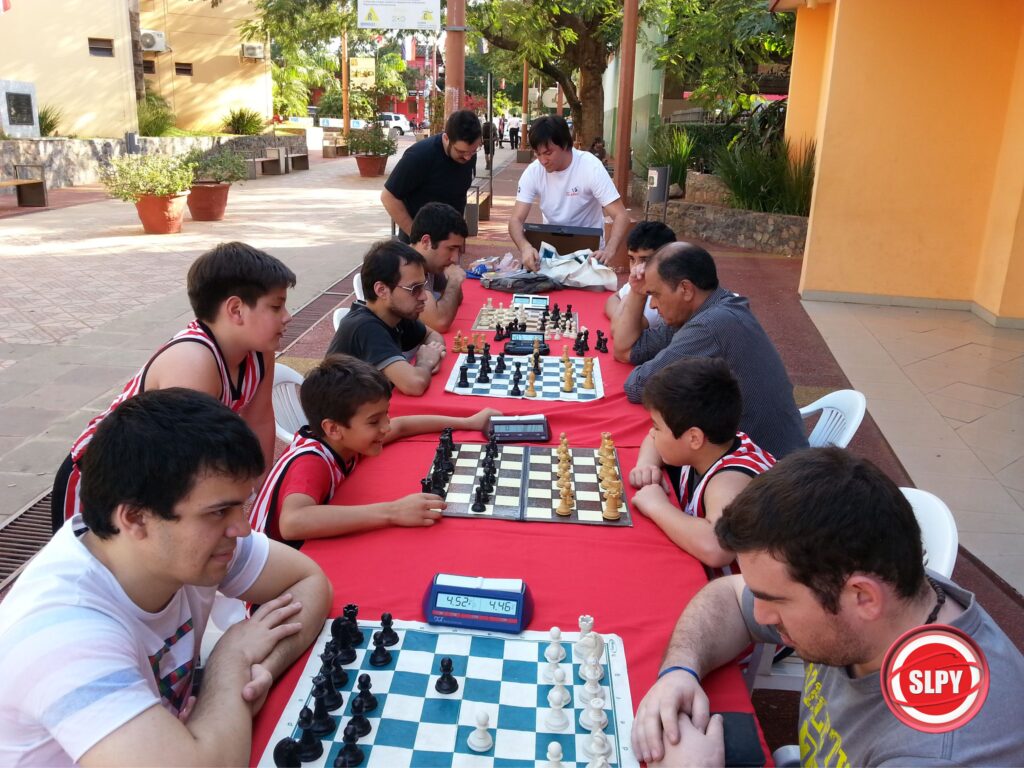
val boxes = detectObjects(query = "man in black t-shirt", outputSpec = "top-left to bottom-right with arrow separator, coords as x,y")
328,241 -> 445,396
381,110 -> 481,241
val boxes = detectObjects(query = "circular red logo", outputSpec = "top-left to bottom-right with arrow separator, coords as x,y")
881,624 -> 989,733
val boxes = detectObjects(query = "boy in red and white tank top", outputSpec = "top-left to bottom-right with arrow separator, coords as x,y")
629,358 -> 776,578
52,242 -> 296,532
250,354 -> 498,548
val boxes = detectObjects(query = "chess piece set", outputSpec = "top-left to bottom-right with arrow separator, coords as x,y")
474,298 -> 580,340
557,345 -> 596,393
554,432 -> 623,521
451,331 -> 486,355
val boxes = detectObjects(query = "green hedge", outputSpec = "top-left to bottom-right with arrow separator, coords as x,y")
672,123 -> 742,173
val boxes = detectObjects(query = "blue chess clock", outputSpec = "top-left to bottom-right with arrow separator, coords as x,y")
423,573 -> 534,633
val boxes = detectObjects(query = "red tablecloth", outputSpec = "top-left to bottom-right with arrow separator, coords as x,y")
251,283 -> 766,764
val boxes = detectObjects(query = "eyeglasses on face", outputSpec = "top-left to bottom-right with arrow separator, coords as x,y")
395,280 -> 428,297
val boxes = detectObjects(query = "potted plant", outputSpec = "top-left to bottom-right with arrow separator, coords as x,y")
101,153 -> 195,234
348,124 -> 397,177
184,149 -> 247,221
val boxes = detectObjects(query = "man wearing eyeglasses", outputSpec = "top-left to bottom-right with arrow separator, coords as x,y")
328,241 -> 446,396
381,110 -> 482,242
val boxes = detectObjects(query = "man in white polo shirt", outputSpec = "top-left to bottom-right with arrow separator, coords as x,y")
509,115 -> 631,271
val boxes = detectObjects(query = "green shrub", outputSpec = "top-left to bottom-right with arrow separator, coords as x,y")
184,148 -> 247,183
638,125 -> 696,191
137,90 -> 176,136
38,105 -> 65,137
101,153 -> 195,202
731,100 -> 788,155
682,123 -> 743,173
714,139 -> 815,216
347,125 -> 397,156
223,108 -> 267,135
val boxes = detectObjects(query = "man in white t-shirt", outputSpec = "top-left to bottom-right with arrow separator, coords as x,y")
509,115 -> 631,271
0,388 -> 332,767
604,220 -> 677,330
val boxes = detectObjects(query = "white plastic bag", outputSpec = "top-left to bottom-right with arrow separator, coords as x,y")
536,241 -> 617,292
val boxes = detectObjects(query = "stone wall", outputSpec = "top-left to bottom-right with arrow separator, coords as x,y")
0,133 -> 306,193
629,173 -> 807,256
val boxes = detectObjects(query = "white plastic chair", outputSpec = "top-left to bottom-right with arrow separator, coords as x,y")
800,389 -> 867,448
353,272 -> 365,302
332,307 -> 350,330
900,487 -> 959,577
272,363 -> 308,443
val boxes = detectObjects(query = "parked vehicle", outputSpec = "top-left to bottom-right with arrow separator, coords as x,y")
378,112 -> 412,136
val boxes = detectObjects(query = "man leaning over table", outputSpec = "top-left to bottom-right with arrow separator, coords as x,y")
508,115 -> 631,272
631,448 -> 1024,767
617,242 -> 807,460
0,388 -> 332,767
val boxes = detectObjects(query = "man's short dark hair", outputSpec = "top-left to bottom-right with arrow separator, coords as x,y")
187,242 -> 296,322
445,110 -> 482,144
653,242 -> 719,292
80,388 -> 264,539
628,221 -> 676,253
359,240 -> 427,301
528,116 -> 573,152
302,354 -> 392,435
642,358 -> 741,444
716,448 -> 926,612
410,202 -> 469,247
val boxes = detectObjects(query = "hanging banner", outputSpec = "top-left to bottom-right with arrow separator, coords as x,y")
350,57 -> 376,89
357,0 -> 440,31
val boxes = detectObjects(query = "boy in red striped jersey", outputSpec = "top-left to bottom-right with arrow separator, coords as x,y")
629,358 -> 776,576
250,354 -> 499,547
52,242 -> 295,533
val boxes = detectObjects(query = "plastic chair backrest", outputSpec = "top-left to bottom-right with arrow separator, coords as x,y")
332,307 -> 350,331
800,389 -> 867,449
900,487 -> 958,577
353,272 -> 365,302
272,363 -> 308,444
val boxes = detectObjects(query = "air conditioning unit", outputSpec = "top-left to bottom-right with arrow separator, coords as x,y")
241,43 -> 266,59
140,29 -> 167,53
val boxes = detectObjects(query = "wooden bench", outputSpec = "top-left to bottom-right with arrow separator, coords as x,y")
258,148 -> 287,175
0,164 -> 48,207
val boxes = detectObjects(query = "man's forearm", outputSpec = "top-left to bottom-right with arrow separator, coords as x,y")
258,572 -> 331,680
186,646 -> 260,764
381,190 -> 413,236
434,283 -> 462,330
611,291 -> 647,361
508,217 -> 530,252
661,577 -> 752,677
604,209 -> 631,257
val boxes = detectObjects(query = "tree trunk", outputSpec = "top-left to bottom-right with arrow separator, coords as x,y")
575,52 -> 607,151
127,0 -> 146,101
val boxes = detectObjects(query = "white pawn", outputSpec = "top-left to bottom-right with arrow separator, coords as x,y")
542,657 -> 560,683
546,741 -> 564,768
579,695 -> 608,731
544,687 -> 569,730
581,672 -> 602,700
486,297 -> 494,309
582,655 -> 605,684
545,626 -> 566,663
583,726 -> 612,760
552,667 -> 571,707
467,710 -> 493,752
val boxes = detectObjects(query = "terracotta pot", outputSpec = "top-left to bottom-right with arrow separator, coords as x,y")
134,192 -> 190,234
355,154 -> 389,177
187,182 -> 232,221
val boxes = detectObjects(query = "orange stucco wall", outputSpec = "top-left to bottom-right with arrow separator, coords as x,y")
794,0 -> 1024,323
783,2 -> 832,150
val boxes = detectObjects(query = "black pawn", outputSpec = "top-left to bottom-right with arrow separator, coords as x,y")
494,322 -> 504,340
509,379 -> 522,397
272,737 -> 302,768
328,649 -> 349,689
495,354 -> 506,375
297,706 -> 324,761
369,631 -> 392,666
476,367 -> 490,384
471,486 -> 487,512
566,303 -> 573,316
317,660 -> 343,710
457,364 -> 470,388
310,677 -> 337,738
333,724 -> 364,767
533,356 -> 542,376
420,475 -> 433,493
466,344 -> 476,364
356,673 -> 378,712
349,696 -> 372,738
379,612 -> 399,646
435,657 -> 459,694
483,342 -> 491,358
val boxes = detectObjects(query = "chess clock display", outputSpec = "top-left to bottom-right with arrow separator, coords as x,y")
488,414 -> 551,443
423,573 -> 534,633
511,293 -> 550,309
503,331 -> 550,356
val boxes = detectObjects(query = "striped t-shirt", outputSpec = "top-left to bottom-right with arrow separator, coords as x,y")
0,517 -> 270,766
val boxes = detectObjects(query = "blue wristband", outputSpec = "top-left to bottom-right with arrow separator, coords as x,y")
658,665 -> 700,683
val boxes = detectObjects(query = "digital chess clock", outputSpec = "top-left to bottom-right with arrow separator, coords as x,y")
503,331 -> 550,356
423,573 -> 534,633
511,294 -> 550,309
488,414 -> 551,443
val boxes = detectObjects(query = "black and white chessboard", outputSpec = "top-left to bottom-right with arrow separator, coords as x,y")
258,618 -> 638,768
471,306 -> 579,334
430,443 -> 631,526
444,354 -> 604,402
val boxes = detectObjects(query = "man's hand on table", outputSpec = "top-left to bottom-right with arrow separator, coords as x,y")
444,263 -> 467,288
417,341 -> 445,373
632,669 -> 712,764
521,245 -> 540,272
652,713 -> 725,768
391,493 -> 446,526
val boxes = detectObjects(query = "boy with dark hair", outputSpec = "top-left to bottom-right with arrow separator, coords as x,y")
509,115 -> 631,269
0,388 -> 331,766
604,221 -> 676,326
632,448 -> 1024,767
328,240 -> 446,396
630,358 -> 774,574
409,202 -> 470,333
381,109 -> 481,240
52,241 -> 295,533
250,355 -> 498,546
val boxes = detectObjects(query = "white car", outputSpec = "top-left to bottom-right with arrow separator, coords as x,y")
378,112 -> 412,137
